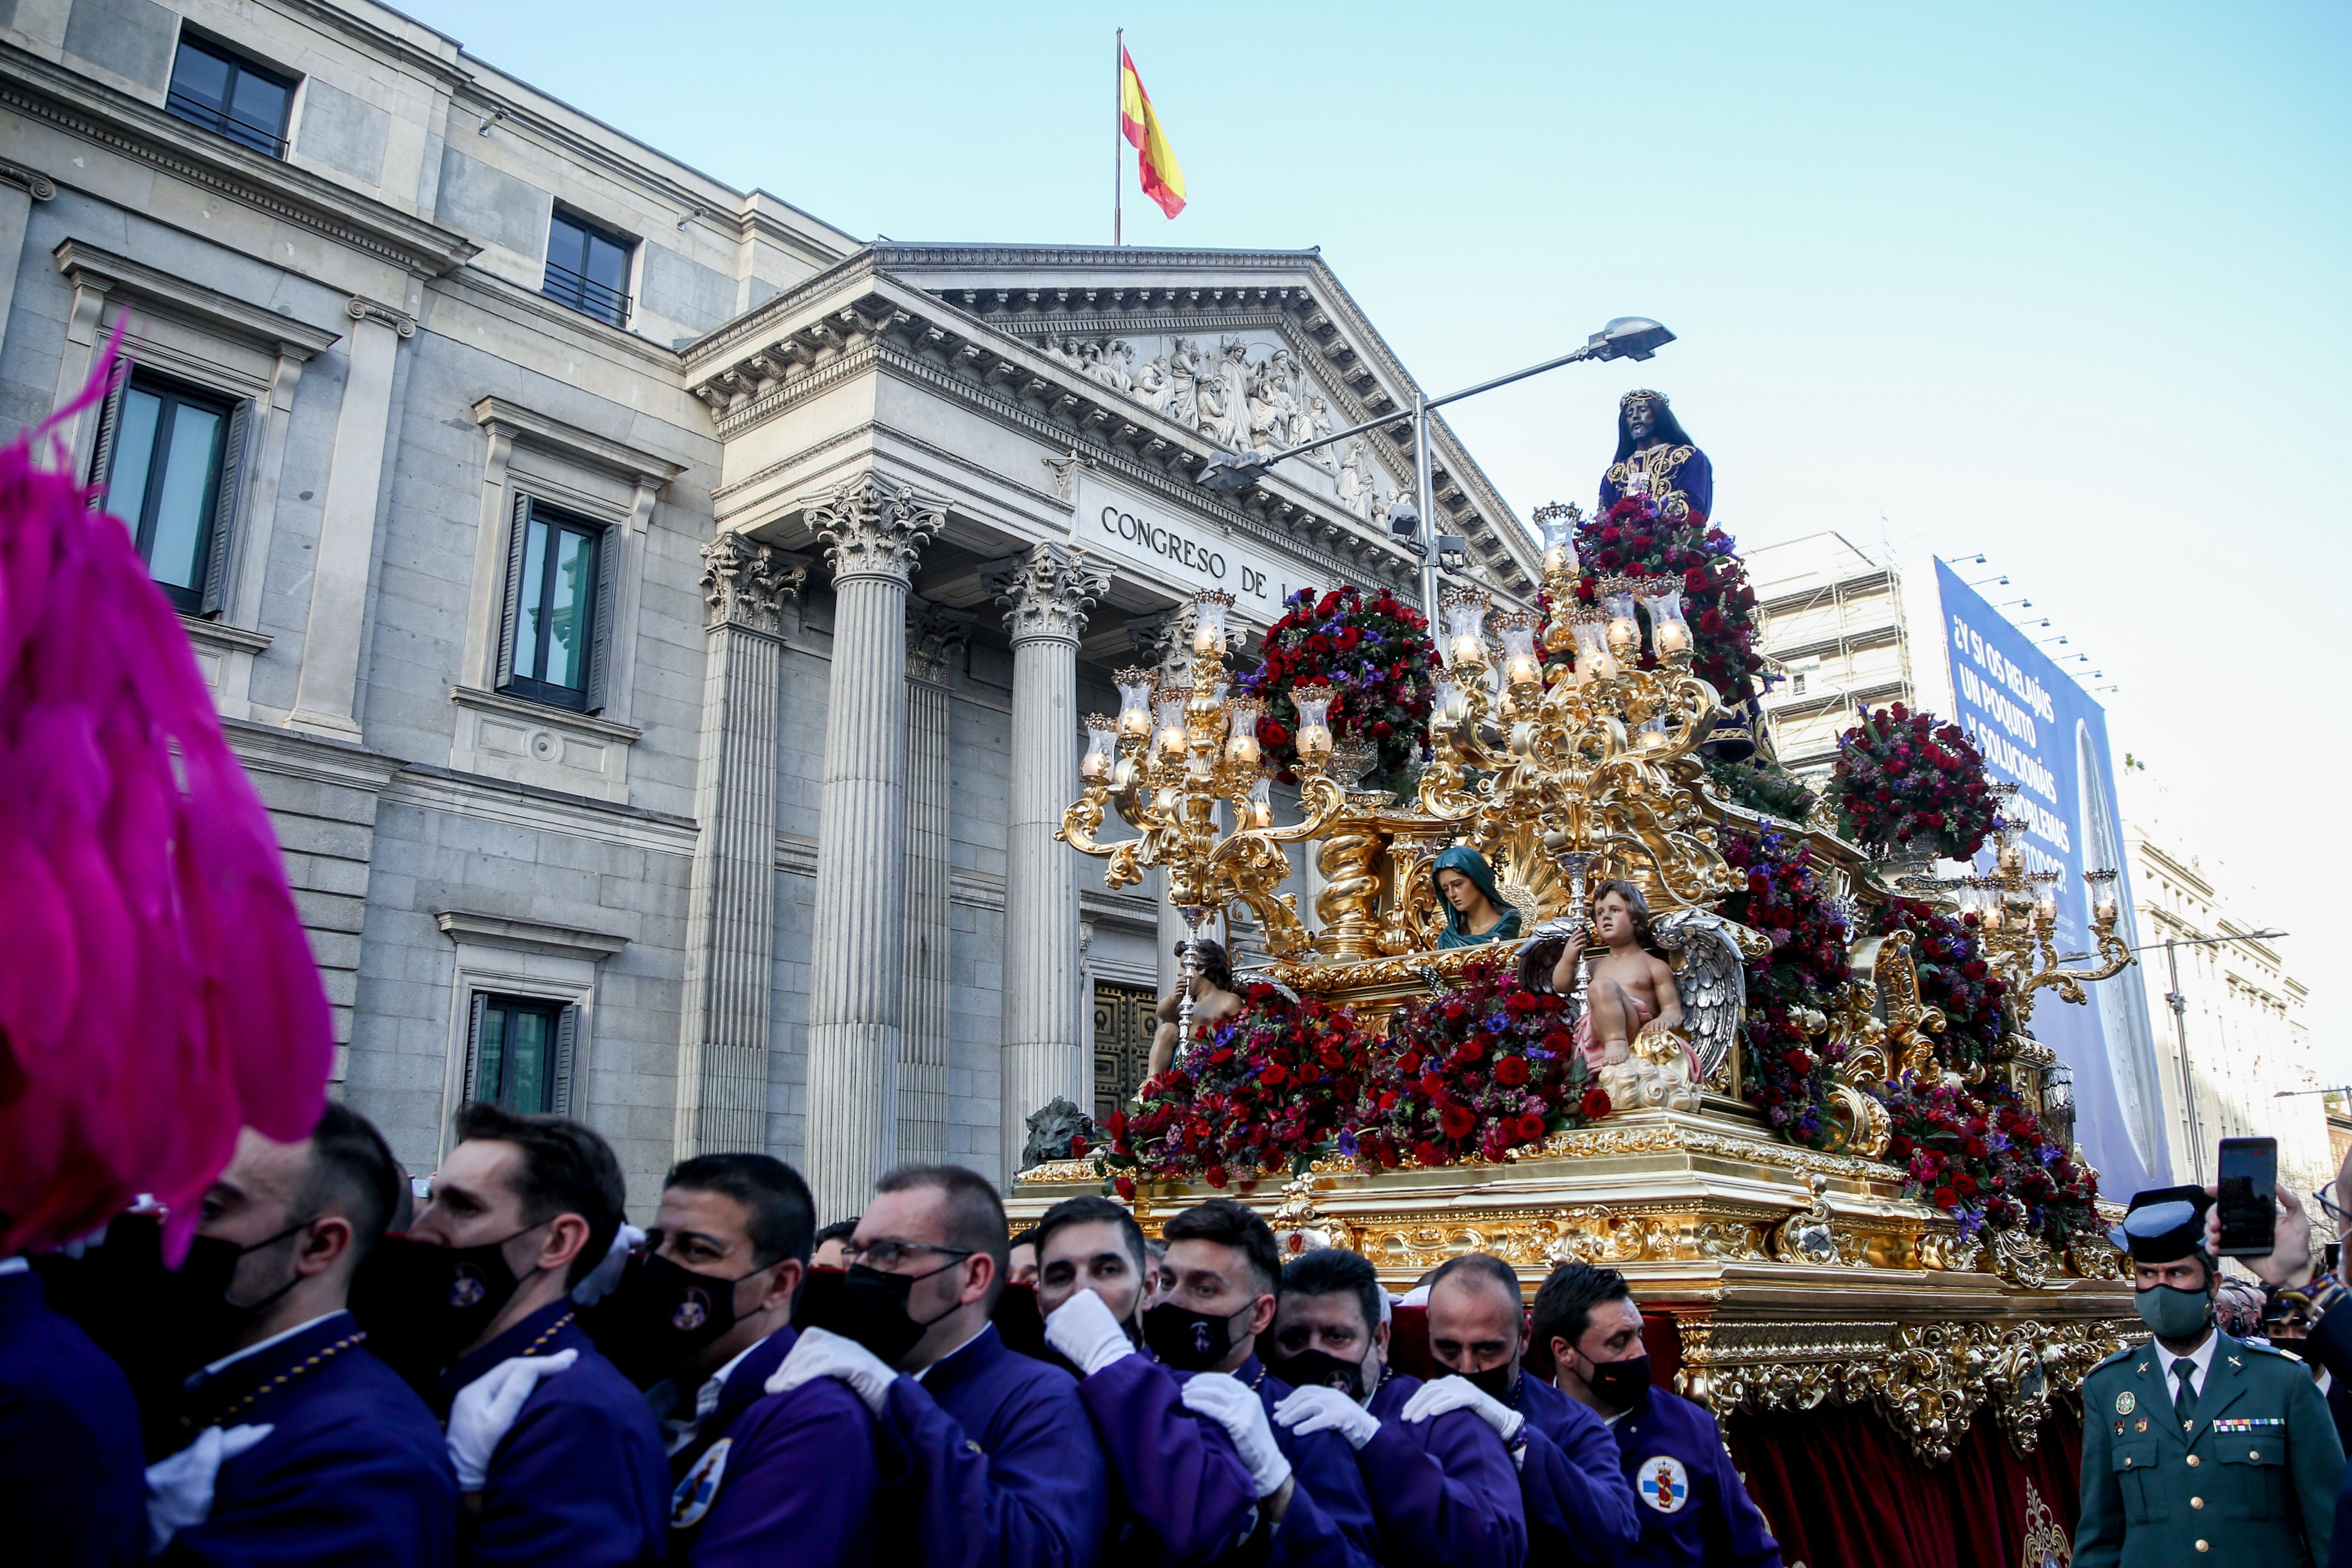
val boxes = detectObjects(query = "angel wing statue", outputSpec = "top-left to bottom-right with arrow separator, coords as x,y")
1515,908 -> 1752,1100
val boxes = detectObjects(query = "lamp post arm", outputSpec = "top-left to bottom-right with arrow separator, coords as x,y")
1235,343 -> 1606,473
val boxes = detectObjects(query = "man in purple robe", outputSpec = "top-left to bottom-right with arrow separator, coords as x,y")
1535,1263 -> 1780,1568
145,1105 -> 457,1568
1269,1247 -> 1526,1568
769,1163 -> 1107,1568
408,1103 -> 669,1568
1149,1199 -> 1378,1568
1031,1194 -> 1266,1562
1419,1252 -> 1639,1565
0,1248 -> 145,1566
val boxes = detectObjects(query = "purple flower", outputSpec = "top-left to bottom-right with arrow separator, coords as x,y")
1336,1130 -> 1358,1156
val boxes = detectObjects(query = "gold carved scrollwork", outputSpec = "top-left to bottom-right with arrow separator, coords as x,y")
1358,1203 -> 1771,1273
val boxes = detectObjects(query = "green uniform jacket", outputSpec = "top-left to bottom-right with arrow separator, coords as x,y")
2076,1330 -> 2345,1568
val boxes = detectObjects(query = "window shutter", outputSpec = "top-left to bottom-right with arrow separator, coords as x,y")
495,494 -> 531,688
551,1004 -> 580,1117
199,399 -> 252,618
463,992 -> 489,1099
585,525 -> 615,713
83,362 -> 131,509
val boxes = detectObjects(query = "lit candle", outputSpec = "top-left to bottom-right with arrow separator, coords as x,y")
1298,724 -> 1331,757
1654,620 -> 1690,655
1508,653 -> 1541,685
1450,633 -> 1485,667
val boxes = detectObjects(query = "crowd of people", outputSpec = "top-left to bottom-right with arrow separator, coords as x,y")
0,1101 -> 1784,1567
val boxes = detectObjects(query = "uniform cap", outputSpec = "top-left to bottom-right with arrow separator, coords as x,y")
2108,1184 -> 2211,1264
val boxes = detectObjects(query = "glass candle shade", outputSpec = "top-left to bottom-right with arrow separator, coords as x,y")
1247,773 -> 1273,830
2035,885 -> 2058,924
1570,618 -> 1619,683
1979,897 -> 2006,933
1493,611 -> 1542,689
1290,682 -> 1335,760
1154,687 -> 1190,759
1997,839 -> 2024,876
1635,715 -> 1670,753
1224,699 -> 1264,768
1440,586 -> 1491,669
1602,578 -> 1642,660
1116,668 -> 1156,740
2086,870 -> 2119,923
1540,512 -> 1579,579
1081,716 -> 1116,783
1639,582 -> 1693,659
1192,590 -> 1235,658
1433,674 -> 1465,728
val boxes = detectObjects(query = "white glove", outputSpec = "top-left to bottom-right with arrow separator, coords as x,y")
147,1423 -> 274,1551
572,1222 -> 646,1306
1181,1372 -> 1293,1499
1399,1374 -> 1527,1447
766,1325 -> 900,1415
447,1350 -> 578,1490
1044,1287 -> 1138,1377
1272,1383 -> 1382,1450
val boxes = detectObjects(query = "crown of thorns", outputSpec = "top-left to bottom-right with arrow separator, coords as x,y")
1620,389 -> 1669,409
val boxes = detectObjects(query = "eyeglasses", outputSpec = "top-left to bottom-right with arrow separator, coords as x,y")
2312,1188 -> 2350,1230
839,1239 -> 974,1272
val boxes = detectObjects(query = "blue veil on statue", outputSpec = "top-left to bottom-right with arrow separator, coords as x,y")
1430,845 -> 1523,949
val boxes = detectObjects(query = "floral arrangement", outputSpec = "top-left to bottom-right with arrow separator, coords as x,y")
1553,494 -> 1765,703
1717,828 -> 1853,1146
1702,754 -> 1819,825
1873,896 -> 2007,1077
1097,985 -> 1375,1195
1343,957 -> 1609,1170
1824,704 -> 1998,861
1243,585 -> 1437,793
1878,1078 -> 2098,1250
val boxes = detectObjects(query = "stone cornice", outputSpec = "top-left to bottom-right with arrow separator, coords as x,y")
54,240 -> 346,358
428,266 -> 688,375
0,43 -> 476,279
448,685 -> 645,743
434,909 -> 631,960
473,397 -> 687,486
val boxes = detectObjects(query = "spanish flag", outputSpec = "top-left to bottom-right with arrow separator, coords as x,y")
1119,47 -> 1186,219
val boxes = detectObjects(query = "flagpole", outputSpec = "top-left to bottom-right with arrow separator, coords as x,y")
1113,27 -> 1124,247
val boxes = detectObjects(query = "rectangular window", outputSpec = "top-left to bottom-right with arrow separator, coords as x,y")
501,501 -> 603,712
469,994 -> 569,1114
103,375 -> 236,615
1791,671 -> 1808,696
167,35 -> 296,158
543,212 -> 634,328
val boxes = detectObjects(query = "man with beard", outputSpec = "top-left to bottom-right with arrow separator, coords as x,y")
1416,1253 -> 1639,1566
768,1163 -> 1106,1567
1032,1194 -> 1267,1562
588,1152 -> 877,1566
1147,1199 -> 1377,1568
143,1105 -> 456,1566
1269,1247 -> 1525,1568
404,1102 -> 667,1567
1535,1263 -> 1780,1567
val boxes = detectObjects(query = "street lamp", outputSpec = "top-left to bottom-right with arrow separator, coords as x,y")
2133,926 -> 2292,1183
1195,316 -> 1675,622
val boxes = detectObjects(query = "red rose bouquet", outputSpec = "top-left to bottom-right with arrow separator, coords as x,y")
1825,704 -> 1998,861
1878,1078 -> 2098,1250
1243,585 -> 1437,793
1543,495 -> 1764,703
1343,957 -> 1606,1170
1097,985 -> 1374,1194
1717,828 -> 1852,1147
1874,895 -> 2007,1077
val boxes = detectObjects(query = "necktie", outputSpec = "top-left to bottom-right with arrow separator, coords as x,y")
2172,1356 -> 2198,1430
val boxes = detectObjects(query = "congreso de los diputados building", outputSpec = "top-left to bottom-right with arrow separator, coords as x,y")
0,0 -> 1543,1214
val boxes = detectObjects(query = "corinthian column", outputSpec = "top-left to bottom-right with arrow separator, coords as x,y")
803,478 -> 939,1219
994,543 -> 1109,1177
676,533 -> 805,1158
899,602 -> 969,1167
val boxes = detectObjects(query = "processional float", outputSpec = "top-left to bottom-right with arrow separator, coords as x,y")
1019,456 -> 2138,1472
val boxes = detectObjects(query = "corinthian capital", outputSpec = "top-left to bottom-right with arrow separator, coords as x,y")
993,542 -> 1110,646
700,532 -> 806,633
807,475 -> 942,587
906,600 -> 973,685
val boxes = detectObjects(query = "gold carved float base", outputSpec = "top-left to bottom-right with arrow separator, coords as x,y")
1009,1108 -> 2133,1465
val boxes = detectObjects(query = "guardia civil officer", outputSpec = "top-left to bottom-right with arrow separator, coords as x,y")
1536,1262 -> 1781,1568
2076,1185 -> 2343,1567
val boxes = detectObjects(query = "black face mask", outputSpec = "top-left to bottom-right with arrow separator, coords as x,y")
1267,1345 -> 1370,1396
1582,1352 -> 1653,1409
587,1251 -> 765,1387
793,1261 -> 964,1367
1462,1361 -> 1519,1402
1143,1300 -> 1254,1372
349,1228 -> 541,1389
160,1220 -> 314,1368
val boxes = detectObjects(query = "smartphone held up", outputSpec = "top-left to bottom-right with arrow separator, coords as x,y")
2216,1137 -> 2280,1258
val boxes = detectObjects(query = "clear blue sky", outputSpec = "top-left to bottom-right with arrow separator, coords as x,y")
398,1 -> 2352,1075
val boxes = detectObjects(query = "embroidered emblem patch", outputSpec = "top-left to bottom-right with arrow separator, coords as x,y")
449,1264 -> 490,1310
670,1438 -> 732,1530
2115,1392 -> 2136,1415
1638,1456 -> 1690,1513
671,1288 -> 712,1332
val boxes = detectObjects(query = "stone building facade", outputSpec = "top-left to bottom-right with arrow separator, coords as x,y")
0,0 -> 1537,1214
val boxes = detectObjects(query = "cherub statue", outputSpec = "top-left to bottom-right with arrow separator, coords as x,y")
1549,880 -> 1691,1075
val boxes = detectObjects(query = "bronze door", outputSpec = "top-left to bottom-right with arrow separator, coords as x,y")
1093,981 -> 1157,1123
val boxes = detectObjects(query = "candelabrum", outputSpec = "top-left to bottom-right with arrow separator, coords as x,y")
1059,589 -> 1347,1049
1943,787 -> 2133,1027
1415,508 -> 1740,915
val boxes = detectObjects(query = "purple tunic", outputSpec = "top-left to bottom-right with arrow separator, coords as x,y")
164,1310 -> 457,1568
1223,1355 -> 1379,1568
1364,1370 -> 1528,1568
0,1267 -> 146,1567
1512,1370 -> 1641,1563
669,1326 -> 879,1568
1075,1353 -> 1258,1562
441,1298 -> 668,1568
873,1321 -> 1108,1568
1601,1387 -> 1780,1568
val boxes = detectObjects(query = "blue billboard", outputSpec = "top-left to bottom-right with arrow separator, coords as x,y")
1933,560 -> 2170,1194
